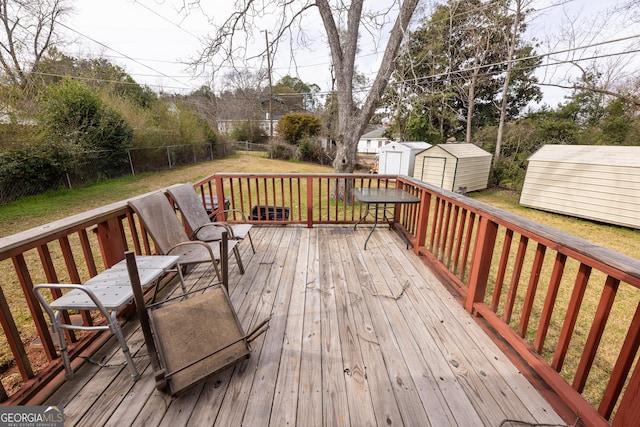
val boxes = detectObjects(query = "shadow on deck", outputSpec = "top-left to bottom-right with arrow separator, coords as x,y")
44,225 -> 563,426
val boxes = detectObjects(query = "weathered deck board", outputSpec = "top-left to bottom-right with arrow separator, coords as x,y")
45,225 -> 565,426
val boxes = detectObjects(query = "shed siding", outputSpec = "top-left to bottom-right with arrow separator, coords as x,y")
454,156 -> 492,192
520,145 -> 640,229
413,143 -> 492,192
379,142 -> 430,176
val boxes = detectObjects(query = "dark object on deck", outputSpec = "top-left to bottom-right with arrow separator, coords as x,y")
251,205 -> 290,221
203,195 -> 230,215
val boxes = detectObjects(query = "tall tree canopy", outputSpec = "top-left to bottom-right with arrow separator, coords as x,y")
194,0 -> 420,174
387,0 -> 541,144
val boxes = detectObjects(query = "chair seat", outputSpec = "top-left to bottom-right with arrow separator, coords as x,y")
194,226 -> 225,242
169,240 -> 237,266
228,223 -> 252,240
149,285 -> 250,394
111,255 -> 180,271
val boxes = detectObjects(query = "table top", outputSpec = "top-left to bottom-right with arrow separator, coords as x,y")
111,255 -> 180,271
50,285 -> 134,310
352,187 -> 421,204
48,255 -> 180,310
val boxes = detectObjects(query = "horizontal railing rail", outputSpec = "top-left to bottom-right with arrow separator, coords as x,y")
0,172 -> 638,425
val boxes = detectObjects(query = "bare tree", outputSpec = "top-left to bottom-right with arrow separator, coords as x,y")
538,0 -> 640,106
495,0 -> 530,163
0,0 -> 71,90
192,0 -> 420,173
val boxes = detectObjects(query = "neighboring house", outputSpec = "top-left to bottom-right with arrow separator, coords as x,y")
520,144 -> 640,229
217,113 -> 283,136
413,142 -> 492,193
357,128 -> 392,153
377,141 -> 431,176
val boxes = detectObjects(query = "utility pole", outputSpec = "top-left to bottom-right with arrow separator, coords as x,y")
264,30 -> 274,139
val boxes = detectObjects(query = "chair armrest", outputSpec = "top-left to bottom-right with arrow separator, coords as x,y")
190,221 -> 236,239
213,209 -> 248,223
167,240 -> 218,263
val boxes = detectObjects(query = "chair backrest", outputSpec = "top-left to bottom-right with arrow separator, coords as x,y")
166,183 -> 212,233
128,192 -> 189,254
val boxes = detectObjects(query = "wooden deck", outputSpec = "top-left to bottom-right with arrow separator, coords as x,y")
44,225 -> 564,426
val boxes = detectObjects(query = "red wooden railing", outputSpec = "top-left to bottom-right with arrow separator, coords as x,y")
0,173 -> 639,426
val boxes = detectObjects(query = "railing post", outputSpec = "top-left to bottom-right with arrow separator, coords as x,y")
306,176 -> 314,227
95,218 -> 127,268
464,216 -> 498,313
413,191 -> 430,255
214,174 -> 226,220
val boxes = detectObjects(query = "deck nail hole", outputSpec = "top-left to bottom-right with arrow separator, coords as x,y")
214,380 -> 222,388
386,416 -> 392,425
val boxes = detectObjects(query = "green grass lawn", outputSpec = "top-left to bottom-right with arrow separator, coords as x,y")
0,153 -> 334,237
469,187 -> 640,260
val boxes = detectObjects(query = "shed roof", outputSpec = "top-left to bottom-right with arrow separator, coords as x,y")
380,141 -> 431,152
528,145 -> 640,168
426,143 -> 492,158
360,127 -> 388,139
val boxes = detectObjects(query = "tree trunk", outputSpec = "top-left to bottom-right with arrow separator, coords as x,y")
466,71 -> 478,143
317,0 -> 420,175
496,0 -> 523,164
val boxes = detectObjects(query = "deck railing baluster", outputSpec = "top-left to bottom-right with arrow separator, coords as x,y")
552,263 -> 592,371
574,275 -> 620,393
518,243 -> 547,337
503,235 -> 529,325
492,228 -> 513,313
534,252 -> 567,353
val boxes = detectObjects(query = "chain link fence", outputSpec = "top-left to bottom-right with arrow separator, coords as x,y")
0,142 -> 233,203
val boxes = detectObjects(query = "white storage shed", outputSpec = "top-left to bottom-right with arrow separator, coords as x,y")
377,141 -> 431,176
412,143 -> 492,193
520,145 -> 640,229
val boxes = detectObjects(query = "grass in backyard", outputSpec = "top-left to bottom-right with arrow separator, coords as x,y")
470,188 -> 640,259
0,152 -> 333,237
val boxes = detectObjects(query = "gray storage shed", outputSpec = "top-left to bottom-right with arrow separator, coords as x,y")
377,141 -> 431,176
412,143 -> 492,193
520,145 -> 640,229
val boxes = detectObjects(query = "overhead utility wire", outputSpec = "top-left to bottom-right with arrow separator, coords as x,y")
363,31 -> 640,94
25,1 -> 640,96
11,0 -> 200,92
56,20 -> 196,91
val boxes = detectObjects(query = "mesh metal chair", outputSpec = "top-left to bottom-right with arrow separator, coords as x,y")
125,235 -> 269,395
167,183 -> 255,255
128,192 -> 240,281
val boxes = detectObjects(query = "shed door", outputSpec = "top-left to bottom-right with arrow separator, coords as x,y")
381,151 -> 403,175
419,156 -> 447,189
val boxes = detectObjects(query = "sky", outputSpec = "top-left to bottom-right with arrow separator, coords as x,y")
59,0 -> 640,108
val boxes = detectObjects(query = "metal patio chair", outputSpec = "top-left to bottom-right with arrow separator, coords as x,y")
128,192 -> 240,281
125,235 -> 269,396
167,183 -> 255,255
